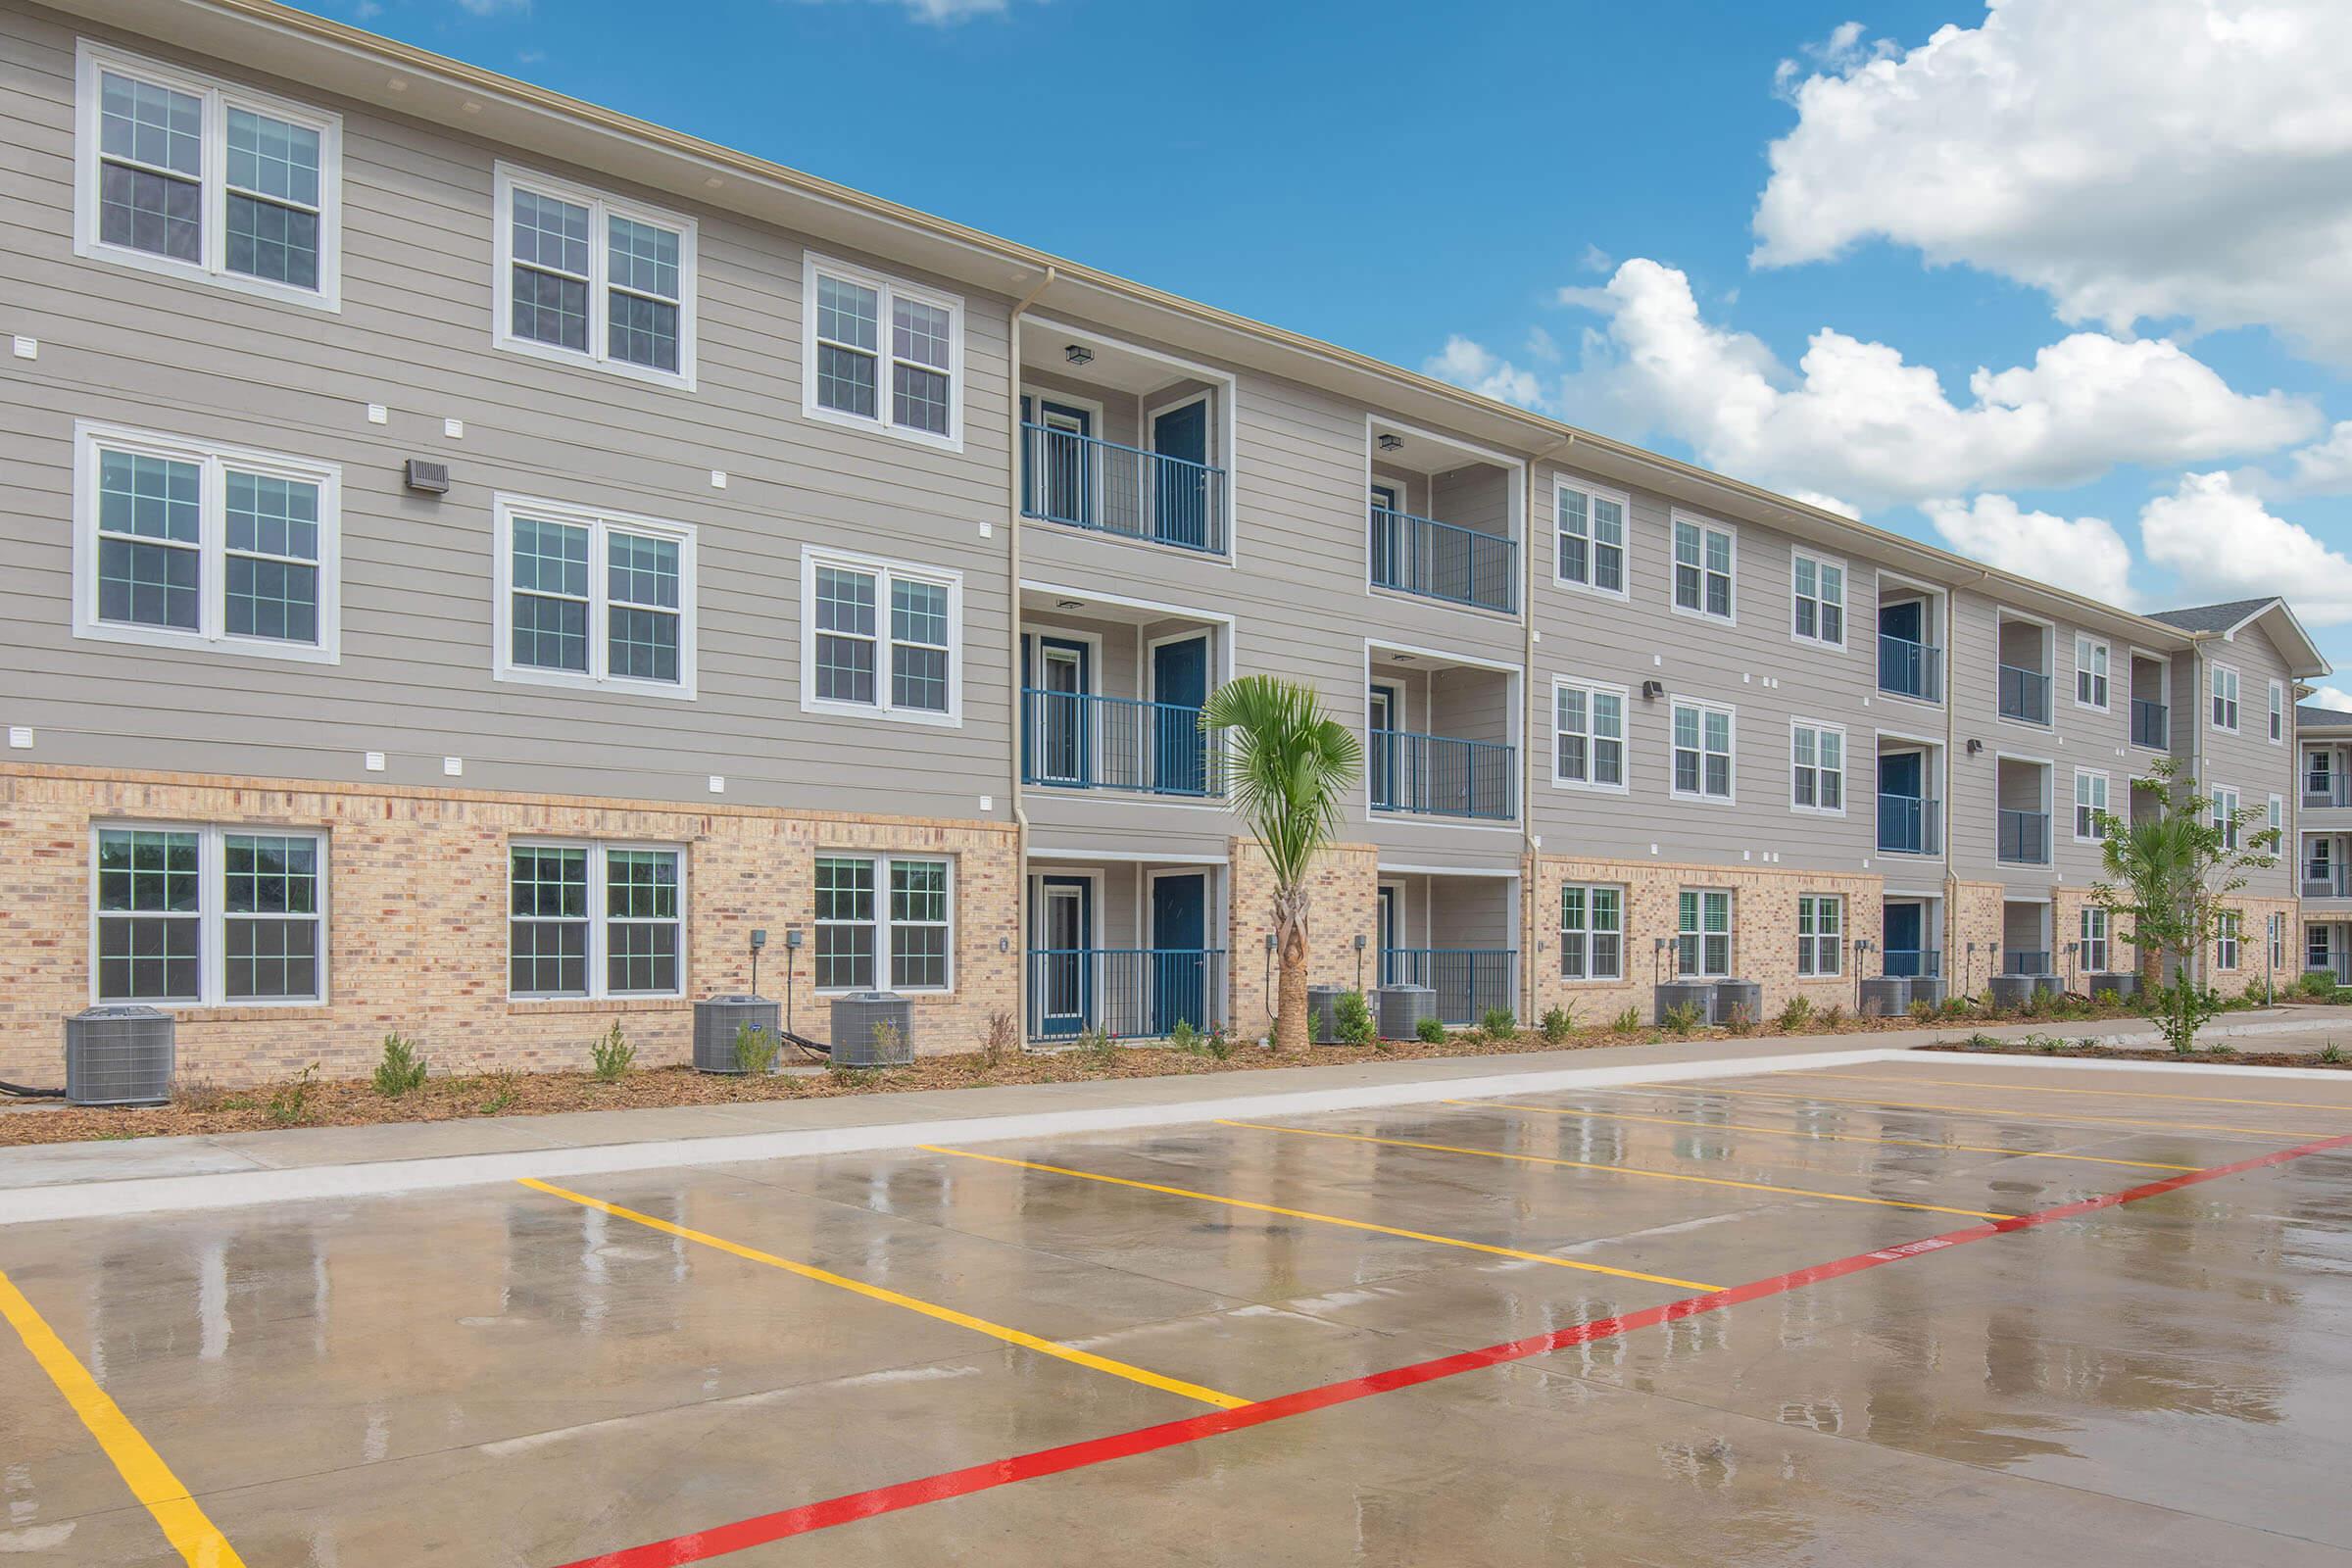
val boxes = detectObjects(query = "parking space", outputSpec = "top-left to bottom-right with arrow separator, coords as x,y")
4,1059 -> 2351,1565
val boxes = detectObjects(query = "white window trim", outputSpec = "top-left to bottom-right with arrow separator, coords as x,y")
493,494 -> 699,701
1669,696 -> 1737,805
1796,893 -> 1842,978
72,421 -> 342,665
2211,661 -> 2241,734
799,544 -> 965,728
1788,546 -> 1847,652
2213,783 -> 2242,851
2269,793 -> 2285,844
1557,882 -> 1626,982
2073,633 -> 2111,713
801,251 -> 966,453
492,162 -> 698,390
813,852 -> 956,996
1552,479 -> 1630,601
1549,675 -> 1630,793
1677,888 -> 1735,979
1788,717 -> 1846,817
73,40 -> 343,311
507,839 -> 687,1002
1668,509 -> 1737,624
2081,906 -> 2110,973
2216,909 -> 2241,971
2073,766 -> 2110,844
2269,678 -> 2286,745
87,822 -> 330,1007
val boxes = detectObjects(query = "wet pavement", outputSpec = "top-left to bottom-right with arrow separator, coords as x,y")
3,1057 -> 2350,1565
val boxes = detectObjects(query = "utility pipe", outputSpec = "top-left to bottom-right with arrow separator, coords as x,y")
1005,265 -> 1056,1047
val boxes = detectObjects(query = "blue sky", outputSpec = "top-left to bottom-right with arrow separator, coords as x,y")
309,0 -> 2352,692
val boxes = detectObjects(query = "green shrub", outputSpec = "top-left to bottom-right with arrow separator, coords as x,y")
371,1032 -> 427,1098
1723,1003 -> 1756,1036
1776,996 -> 1814,1032
1333,990 -> 1376,1047
1662,1001 -> 1705,1035
1206,1026 -> 1237,1060
733,1020 -> 779,1076
1078,1026 -> 1117,1063
1480,1006 -> 1517,1040
1169,1018 -> 1202,1055
985,1010 -> 1018,1068
474,1072 -> 518,1116
267,1063 -> 318,1127
1611,1006 -> 1642,1033
2093,987 -> 2122,1009
1941,997 -> 1971,1017
590,1021 -> 636,1083
2321,1043 -> 2345,1064
1415,1016 -> 1446,1045
1540,1004 -> 1577,1044
1906,999 -> 1936,1021
1818,1004 -> 1846,1028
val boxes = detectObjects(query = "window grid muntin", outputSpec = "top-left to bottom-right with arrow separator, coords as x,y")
498,499 -> 693,695
1790,721 -> 1843,812
1796,894 -> 1841,977
808,259 -> 960,444
1677,889 -> 1733,978
805,552 -> 958,722
1553,679 -> 1626,789
814,854 -> 953,993
1673,517 -> 1733,618
509,843 -> 682,1000
1555,484 -> 1627,595
93,824 -> 327,1005
1672,700 -> 1734,801
1792,553 -> 1843,647
1559,883 -> 1624,980
2217,911 -> 2240,970
497,167 -> 693,382
2081,906 -> 2110,973
2076,635 -> 2110,710
2212,663 -> 2240,731
2075,769 -> 2109,841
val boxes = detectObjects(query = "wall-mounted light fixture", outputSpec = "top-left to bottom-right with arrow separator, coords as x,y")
1966,738 -> 1984,755
1641,679 -> 1665,700
1377,433 -> 1403,452
1064,344 -> 1095,366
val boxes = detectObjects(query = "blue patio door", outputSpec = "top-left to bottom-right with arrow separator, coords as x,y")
1367,683 -> 1399,810
1879,599 -> 1922,643
1152,635 -> 1209,795
1151,872 -> 1207,1036
1879,751 -> 1923,853
1883,902 -> 1924,977
1151,399 -> 1209,548
1037,876 -> 1092,1038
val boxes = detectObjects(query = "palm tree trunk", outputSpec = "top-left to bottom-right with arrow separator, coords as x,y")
1275,921 -> 1309,1053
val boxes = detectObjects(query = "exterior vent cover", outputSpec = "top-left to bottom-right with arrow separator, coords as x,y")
693,995 -> 781,1073
403,459 -> 451,494
830,992 -> 914,1066
64,1004 -> 174,1106
1376,984 -> 1436,1040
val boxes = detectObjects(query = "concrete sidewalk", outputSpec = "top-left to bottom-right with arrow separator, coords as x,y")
3,1007 -> 2345,1226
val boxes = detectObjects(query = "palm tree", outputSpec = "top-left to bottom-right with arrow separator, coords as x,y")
1200,676 -> 1361,1052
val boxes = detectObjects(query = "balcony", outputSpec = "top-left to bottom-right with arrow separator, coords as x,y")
1998,808 -> 2051,864
2003,949 -> 2053,975
1021,689 -> 1223,797
1380,947 -> 1516,1027
1021,423 -> 1227,556
2131,699 -> 2169,751
2307,780 -> 2352,809
1027,947 -> 1229,1040
1998,663 -> 2051,726
1878,634 -> 1942,703
1369,729 -> 1515,820
2305,872 -> 2352,899
1877,793 -> 1942,857
1883,948 -> 1942,979
1370,507 -> 1517,614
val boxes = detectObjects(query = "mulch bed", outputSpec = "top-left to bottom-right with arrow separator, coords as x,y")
1922,1039 -> 2351,1071
0,1004 -> 2158,1148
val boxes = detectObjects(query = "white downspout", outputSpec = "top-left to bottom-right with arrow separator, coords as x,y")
1523,437 -> 1570,1026
1006,266 -> 1056,1045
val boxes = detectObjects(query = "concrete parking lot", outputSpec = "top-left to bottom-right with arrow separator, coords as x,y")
4,1057 -> 2351,1566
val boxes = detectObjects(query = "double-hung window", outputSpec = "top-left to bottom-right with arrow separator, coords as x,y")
1555,483 -> 1627,597
495,165 -> 697,385
1791,551 -> 1843,648
2270,910 -> 2285,972
495,497 -> 697,698
1671,514 -> 1734,620
1552,679 -> 1626,790
509,843 -> 683,999
2211,663 -> 2240,732
2269,794 -> 2284,845
1677,890 -> 1732,978
94,824 -> 326,1004
1559,884 -> 1624,980
804,254 -> 963,449
74,43 -> 341,308
74,424 -> 339,662
2212,785 -> 2241,851
1672,699 -> 1735,802
1796,894 -> 1841,978
2074,768 -> 2109,842
2081,907 -> 2110,973
2216,910 -> 2240,970
814,855 -> 954,993
2075,635 -> 2109,710
2270,680 -> 2286,744
801,548 -> 961,725
1790,720 -> 1843,813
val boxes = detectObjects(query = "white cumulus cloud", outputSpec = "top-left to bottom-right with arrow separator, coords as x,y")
1923,495 -> 2136,610
2307,686 -> 2352,712
1754,0 -> 2352,365
2138,470 -> 2352,625
1421,335 -> 1542,410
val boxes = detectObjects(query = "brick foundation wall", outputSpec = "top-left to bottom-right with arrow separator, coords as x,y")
1226,839 -> 1379,1040
0,765 -> 1016,1087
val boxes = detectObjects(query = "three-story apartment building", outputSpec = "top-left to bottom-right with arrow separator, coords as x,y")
0,0 -> 2326,1085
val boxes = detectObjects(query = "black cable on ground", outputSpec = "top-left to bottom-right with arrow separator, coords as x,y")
0,1079 -> 67,1099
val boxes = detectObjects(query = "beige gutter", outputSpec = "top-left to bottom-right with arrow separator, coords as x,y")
1523,436 -> 1572,1026
1005,265 -> 1058,1045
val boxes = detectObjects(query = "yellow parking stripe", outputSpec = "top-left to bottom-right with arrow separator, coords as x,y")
1624,1081 -> 2323,1141
1452,1099 -> 2199,1172
0,1267 -> 246,1568
924,1146 -> 1721,1292
1221,1120 -> 2008,1219
1788,1068 -> 2352,1114
516,1178 -> 1248,1411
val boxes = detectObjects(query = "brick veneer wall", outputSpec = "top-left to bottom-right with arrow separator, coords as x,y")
1226,838 -> 1379,1041
0,765 -> 1016,1086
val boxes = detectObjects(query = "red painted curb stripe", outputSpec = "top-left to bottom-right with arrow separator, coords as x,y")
551,1130 -> 2352,1568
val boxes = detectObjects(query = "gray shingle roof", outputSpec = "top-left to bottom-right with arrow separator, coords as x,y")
2144,598 -> 2280,635
2299,703 -> 2352,730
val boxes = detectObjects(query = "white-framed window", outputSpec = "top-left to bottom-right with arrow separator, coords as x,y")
493,164 -> 696,387
2213,785 -> 2241,851
494,496 -> 697,699
74,41 -> 341,310
2309,835 -> 2333,885
2074,634 -> 2110,710
2310,924 -> 2331,972
1790,720 -> 1844,814
2269,679 -> 2286,744
1796,894 -> 1841,977
2216,909 -> 2240,971
72,422 -> 340,664
2308,747 -> 2336,799
2211,662 -> 2240,732
800,547 -> 962,726
1558,884 -> 1624,981
1552,678 -> 1627,791
2270,910 -> 2285,971
1554,482 -> 1627,598
91,824 -> 327,1005
1670,514 -> 1735,620
509,842 -> 684,1000
2074,768 -> 2109,842
814,854 -> 954,993
1791,550 -> 1844,649
803,253 -> 964,450
2081,906 -> 2109,973
1671,699 -> 1735,802
1677,889 -> 1733,978
2269,794 -> 2285,845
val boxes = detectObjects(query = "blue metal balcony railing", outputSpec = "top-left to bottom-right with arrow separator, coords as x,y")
1877,794 -> 1942,856
2004,950 -> 2054,976
2304,873 -> 2352,899
1380,948 -> 1516,1027
1369,506 -> 1518,613
2307,781 -> 2352,808
1998,808 -> 2051,864
1998,663 -> 2051,725
1882,948 -> 1943,979
2131,699 -> 2168,750
1021,423 -> 1228,556
1878,634 -> 1942,703
1367,728 -> 1516,820
1027,948 -> 1229,1040
1021,689 -> 1224,798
